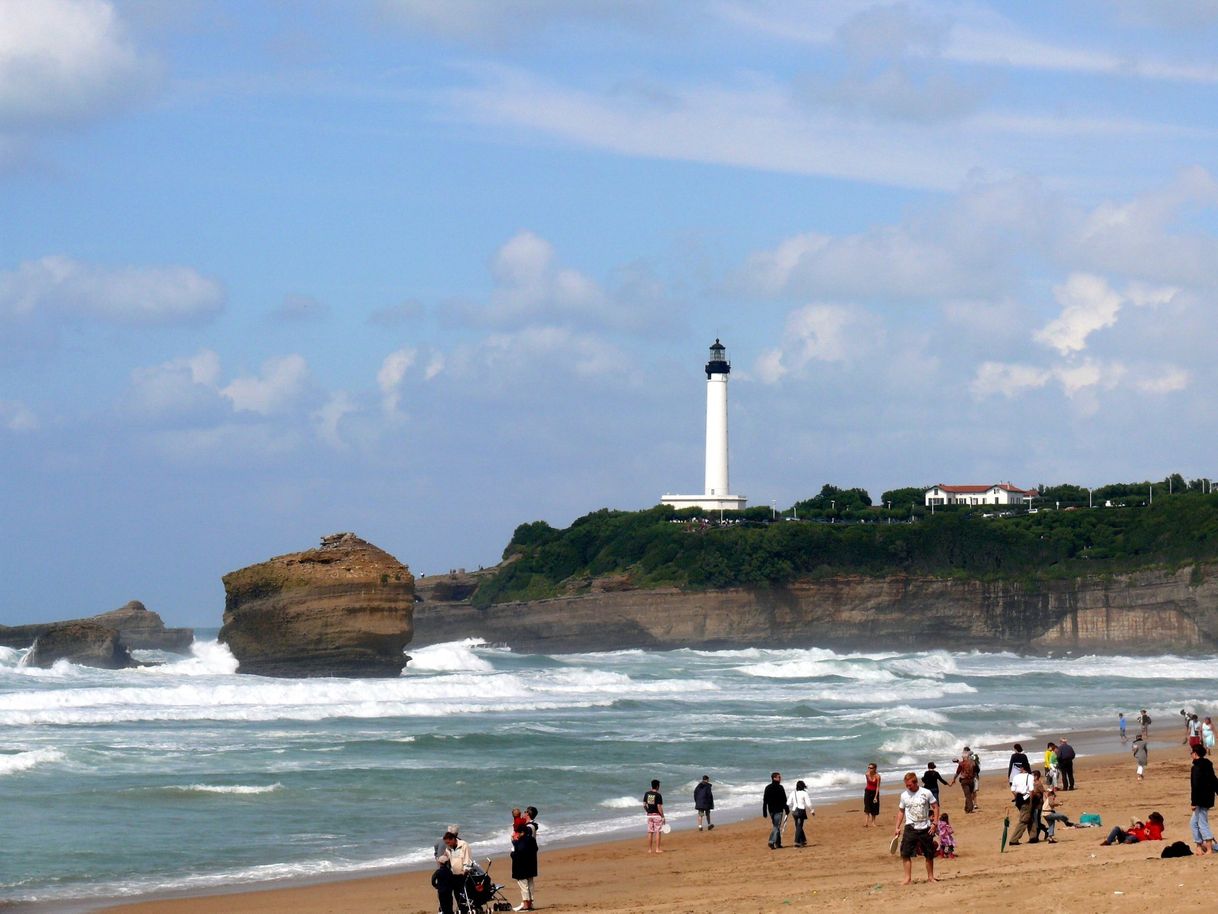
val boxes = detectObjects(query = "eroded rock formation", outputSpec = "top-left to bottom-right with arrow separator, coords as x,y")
412,563 -> 1218,654
0,601 -> 193,653
220,532 -> 415,677
25,621 -> 136,669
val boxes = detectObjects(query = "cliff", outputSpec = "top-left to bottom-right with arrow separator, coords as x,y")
220,532 -> 415,677
0,601 -> 193,652
412,564 -> 1218,654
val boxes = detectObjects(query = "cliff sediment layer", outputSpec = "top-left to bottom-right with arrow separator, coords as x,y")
412,564 -> 1218,654
220,532 -> 415,677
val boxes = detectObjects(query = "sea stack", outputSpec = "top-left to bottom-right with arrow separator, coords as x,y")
26,621 -> 137,669
220,532 -> 415,678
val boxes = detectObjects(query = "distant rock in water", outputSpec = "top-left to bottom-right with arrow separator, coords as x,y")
26,621 -> 136,669
0,601 -> 193,654
90,601 -> 194,652
219,532 -> 415,678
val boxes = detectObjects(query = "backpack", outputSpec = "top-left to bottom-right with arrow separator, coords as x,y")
970,751 -> 981,772
1144,714 -> 1153,725
1161,841 -> 1193,858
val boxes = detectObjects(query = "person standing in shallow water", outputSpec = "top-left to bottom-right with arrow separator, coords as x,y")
863,763 -> 881,827
1119,712 -> 1127,743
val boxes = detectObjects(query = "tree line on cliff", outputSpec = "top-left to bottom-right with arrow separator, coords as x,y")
470,482 -> 1218,607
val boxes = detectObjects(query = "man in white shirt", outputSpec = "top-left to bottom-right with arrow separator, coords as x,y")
893,771 -> 939,885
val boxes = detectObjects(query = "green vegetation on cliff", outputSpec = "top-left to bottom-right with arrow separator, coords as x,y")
471,490 -> 1218,607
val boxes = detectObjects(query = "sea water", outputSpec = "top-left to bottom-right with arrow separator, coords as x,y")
2,634 -> 1215,908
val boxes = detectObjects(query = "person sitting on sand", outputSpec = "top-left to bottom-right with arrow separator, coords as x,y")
1042,787 -> 1075,842
935,812 -> 956,858
1100,811 -> 1164,845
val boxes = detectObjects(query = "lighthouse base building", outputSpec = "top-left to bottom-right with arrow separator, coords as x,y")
661,339 -> 747,514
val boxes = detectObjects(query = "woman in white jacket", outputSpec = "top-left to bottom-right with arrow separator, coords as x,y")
791,780 -> 815,847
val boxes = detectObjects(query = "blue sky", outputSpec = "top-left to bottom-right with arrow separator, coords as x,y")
4,0 -> 1218,625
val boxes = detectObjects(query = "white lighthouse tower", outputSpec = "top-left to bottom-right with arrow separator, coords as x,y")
661,339 -> 747,513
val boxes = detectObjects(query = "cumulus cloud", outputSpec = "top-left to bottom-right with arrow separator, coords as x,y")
0,398 -> 37,431
220,354 -> 310,415
1033,273 -> 1124,355
312,391 -> 358,449
448,325 -> 626,383
0,255 -> 224,326
969,361 -> 1053,399
754,304 -> 873,384
1134,366 -> 1190,394
126,349 -> 224,417
377,347 -> 417,415
0,0 -> 158,135
483,230 -> 607,324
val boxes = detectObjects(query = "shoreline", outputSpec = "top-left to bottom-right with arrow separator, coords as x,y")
25,733 -> 1206,914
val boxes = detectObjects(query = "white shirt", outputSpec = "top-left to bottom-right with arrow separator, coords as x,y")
1010,771 -> 1034,797
792,788 -> 814,813
898,787 -> 935,830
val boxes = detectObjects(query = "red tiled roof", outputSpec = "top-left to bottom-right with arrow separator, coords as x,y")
930,483 -> 1036,495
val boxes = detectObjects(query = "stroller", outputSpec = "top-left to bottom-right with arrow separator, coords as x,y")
455,858 -> 513,914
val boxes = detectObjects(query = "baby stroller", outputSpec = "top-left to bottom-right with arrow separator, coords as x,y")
455,858 -> 512,914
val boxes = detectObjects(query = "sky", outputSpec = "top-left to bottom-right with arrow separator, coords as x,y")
3,0 -> 1218,626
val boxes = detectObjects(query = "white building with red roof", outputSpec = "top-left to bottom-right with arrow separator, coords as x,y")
924,483 -> 1037,507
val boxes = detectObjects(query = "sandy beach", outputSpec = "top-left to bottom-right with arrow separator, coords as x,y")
93,740 -> 1216,914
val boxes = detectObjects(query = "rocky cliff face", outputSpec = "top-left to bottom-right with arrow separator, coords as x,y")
220,532 -> 415,677
0,601 -> 193,653
25,621 -> 136,669
412,564 -> 1218,654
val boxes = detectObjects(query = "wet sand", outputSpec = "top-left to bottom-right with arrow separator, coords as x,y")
98,744 -> 1214,914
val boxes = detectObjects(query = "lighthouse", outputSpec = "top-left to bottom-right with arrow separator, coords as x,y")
661,339 -> 748,513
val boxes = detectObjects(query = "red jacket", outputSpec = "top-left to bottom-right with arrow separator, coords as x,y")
1128,821 -> 1164,841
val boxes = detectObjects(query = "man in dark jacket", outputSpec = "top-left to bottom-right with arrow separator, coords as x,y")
694,775 -> 715,831
1190,744 -> 1218,855
1057,738 -> 1077,790
762,772 -> 789,849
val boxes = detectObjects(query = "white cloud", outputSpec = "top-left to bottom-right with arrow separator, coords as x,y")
482,230 -> 608,324
424,352 -> 445,380
0,0 -> 157,128
0,255 -> 224,325
1134,367 -> 1190,394
1033,273 -> 1124,356
0,398 -> 37,431
377,347 -> 417,415
754,303 -> 871,384
1055,358 -> 1126,397
312,391 -> 358,449
127,349 -> 223,417
451,326 -> 625,382
970,361 -> 1053,399
220,355 -> 310,415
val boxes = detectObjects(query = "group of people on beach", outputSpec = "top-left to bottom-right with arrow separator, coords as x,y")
433,806 -> 539,914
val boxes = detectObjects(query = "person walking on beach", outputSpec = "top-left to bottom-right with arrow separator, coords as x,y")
1008,744 -> 1031,780
1008,768 -> 1043,845
921,762 -> 949,803
694,775 -> 715,831
1057,738 -> 1076,790
1119,712 -> 1128,743
510,816 -> 539,911
763,772 -> 789,849
951,750 -> 978,813
1138,709 -> 1152,739
1205,716 -> 1215,750
643,780 -> 665,853
791,779 -> 814,847
863,763 -> 881,827
1133,733 -> 1149,781
894,771 -> 939,885
1190,744 -> 1218,855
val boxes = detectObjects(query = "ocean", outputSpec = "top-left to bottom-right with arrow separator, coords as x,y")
2,634 -> 1215,909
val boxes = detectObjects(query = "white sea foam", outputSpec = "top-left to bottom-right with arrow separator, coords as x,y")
878,729 -> 963,764
407,639 -> 494,673
169,783 -> 283,795
738,658 -> 899,682
600,795 -> 642,809
145,640 -> 239,676
0,747 -> 65,776
0,645 -> 24,667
